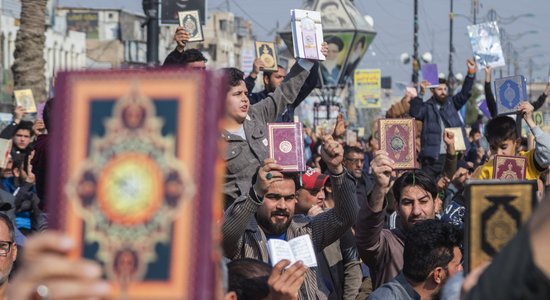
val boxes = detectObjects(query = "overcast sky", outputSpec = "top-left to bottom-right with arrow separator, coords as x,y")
59,0 -> 549,85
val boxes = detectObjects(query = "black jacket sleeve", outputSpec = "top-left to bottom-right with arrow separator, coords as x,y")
484,81 -> 497,117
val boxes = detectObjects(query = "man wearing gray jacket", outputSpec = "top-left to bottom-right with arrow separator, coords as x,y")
222,136 -> 358,300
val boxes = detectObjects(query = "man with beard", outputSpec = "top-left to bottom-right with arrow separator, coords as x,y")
368,219 -> 463,300
223,135 -> 359,300
294,168 -> 362,300
355,149 -> 439,289
409,59 -> 476,180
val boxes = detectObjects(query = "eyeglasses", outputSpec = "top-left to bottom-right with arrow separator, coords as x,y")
0,241 -> 13,256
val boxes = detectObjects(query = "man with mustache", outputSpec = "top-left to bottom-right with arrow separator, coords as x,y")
223,136 -> 359,300
355,150 -> 439,289
294,168 -> 362,300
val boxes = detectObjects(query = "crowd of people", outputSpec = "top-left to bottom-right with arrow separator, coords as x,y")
0,25 -> 548,299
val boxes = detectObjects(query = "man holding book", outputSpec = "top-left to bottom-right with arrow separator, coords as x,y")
355,159 -> 439,289
222,135 -> 359,300
221,43 -> 328,208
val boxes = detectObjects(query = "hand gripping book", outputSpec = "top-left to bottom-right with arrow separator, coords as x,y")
178,10 -> 204,42
0,139 -> 12,169
290,9 -> 325,61
267,122 -> 306,172
445,127 -> 467,152
494,75 -> 527,115
492,155 -> 527,180
255,41 -> 278,72
267,234 -> 318,268
378,118 -> 417,169
14,89 -> 37,113
464,180 -> 536,273
48,69 -> 226,299
421,64 -> 439,88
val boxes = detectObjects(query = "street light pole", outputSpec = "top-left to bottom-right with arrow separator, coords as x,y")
143,0 -> 160,66
412,0 -> 419,85
448,0 -> 455,94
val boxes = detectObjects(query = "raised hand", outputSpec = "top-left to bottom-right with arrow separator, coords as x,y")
321,135 -> 344,174
254,158 -> 285,198
267,260 -> 307,300
174,26 -> 190,52
370,150 -> 395,190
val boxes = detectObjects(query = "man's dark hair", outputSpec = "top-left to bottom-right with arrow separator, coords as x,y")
0,213 -> 14,242
222,68 -> 245,87
403,219 -> 462,283
392,170 -> 437,204
326,35 -> 344,52
43,98 -> 53,131
438,78 -> 447,85
14,121 -> 34,137
227,259 -> 272,300
263,65 -> 285,78
468,127 -> 480,139
344,146 -> 363,157
182,49 -> 207,64
484,115 -> 517,148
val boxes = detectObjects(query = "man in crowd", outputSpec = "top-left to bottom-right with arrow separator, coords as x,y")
409,59 -> 476,179
368,219 -> 463,300
245,58 -> 319,122
343,146 -> 374,208
0,213 -> 17,300
221,43 -> 328,207
222,136 -> 358,299
355,149 -> 439,289
163,27 -> 207,70
0,113 -> 33,162
294,168 -> 362,299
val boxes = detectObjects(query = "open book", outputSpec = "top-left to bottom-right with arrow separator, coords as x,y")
267,234 -> 317,268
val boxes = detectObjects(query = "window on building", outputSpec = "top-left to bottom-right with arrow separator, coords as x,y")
219,20 -> 227,32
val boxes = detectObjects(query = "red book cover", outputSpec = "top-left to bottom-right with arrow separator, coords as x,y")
493,155 -> 527,180
48,69 -> 226,299
378,118 -> 416,169
267,122 -> 305,172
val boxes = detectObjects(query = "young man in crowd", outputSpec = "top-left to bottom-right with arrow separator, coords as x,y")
355,150 -> 439,289
162,27 -> 207,70
221,43 -> 328,207
222,136 -> 358,299
368,219 -> 463,300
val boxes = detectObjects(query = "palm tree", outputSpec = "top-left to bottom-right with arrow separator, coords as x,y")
11,0 -> 48,104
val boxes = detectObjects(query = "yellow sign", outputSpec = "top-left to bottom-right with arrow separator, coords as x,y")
354,69 -> 381,108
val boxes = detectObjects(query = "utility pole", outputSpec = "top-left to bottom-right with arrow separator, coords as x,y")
143,0 -> 160,66
471,0 -> 478,24
448,0 -> 455,94
412,0 -> 419,85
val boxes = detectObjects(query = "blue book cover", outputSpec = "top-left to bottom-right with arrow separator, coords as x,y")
421,64 -> 439,87
494,75 -> 527,115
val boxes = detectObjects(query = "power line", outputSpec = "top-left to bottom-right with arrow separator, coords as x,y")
230,0 -> 270,34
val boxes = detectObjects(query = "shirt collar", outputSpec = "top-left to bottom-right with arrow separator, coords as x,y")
395,273 -> 422,300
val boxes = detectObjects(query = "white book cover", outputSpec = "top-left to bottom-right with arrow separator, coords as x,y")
291,9 -> 325,61
267,234 -> 317,268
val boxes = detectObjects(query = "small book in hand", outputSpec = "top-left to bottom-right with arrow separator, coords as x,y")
267,122 -> 305,172
178,10 -> 204,42
445,127 -> 466,152
267,234 -> 317,268
421,64 -> 439,88
14,89 -> 36,113
290,9 -> 325,61
492,155 -> 527,180
494,75 -> 527,115
378,118 -> 417,169
0,139 -> 11,169
255,41 -> 278,72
